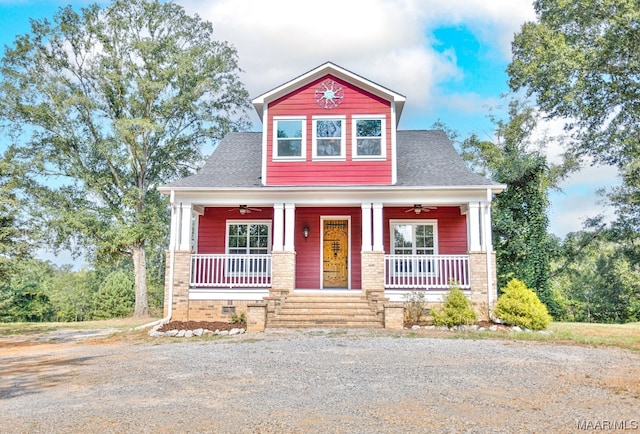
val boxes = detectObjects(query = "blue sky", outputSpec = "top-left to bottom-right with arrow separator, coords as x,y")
0,0 -> 619,265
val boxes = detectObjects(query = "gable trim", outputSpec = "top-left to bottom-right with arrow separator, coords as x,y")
252,62 -> 406,123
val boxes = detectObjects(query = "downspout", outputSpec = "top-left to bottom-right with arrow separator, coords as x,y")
137,191 -> 176,330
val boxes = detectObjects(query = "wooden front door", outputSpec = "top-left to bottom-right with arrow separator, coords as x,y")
322,219 -> 349,288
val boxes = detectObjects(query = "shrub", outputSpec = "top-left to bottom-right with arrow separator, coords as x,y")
494,279 -> 552,330
403,290 -> 427,325
432,286 -> 477,327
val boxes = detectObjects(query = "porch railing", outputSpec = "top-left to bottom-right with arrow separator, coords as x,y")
190,254 -> 272,288
384,254 -> 470,289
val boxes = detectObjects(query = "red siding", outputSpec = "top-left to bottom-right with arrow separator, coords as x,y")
197,206 -> 466,289
266,75 -> 393,186
383,207 -> 468,254
295,207 -> 362,290
197,207 -> 275,253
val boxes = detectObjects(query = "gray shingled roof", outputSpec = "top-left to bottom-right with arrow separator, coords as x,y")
161,130 -> 499,189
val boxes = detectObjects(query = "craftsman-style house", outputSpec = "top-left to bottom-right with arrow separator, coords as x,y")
159,62 -> 504,330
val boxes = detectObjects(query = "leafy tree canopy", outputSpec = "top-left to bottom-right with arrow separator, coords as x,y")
458,100 -> 574,317
0,0 -> 251,316
508,0 -> 640,168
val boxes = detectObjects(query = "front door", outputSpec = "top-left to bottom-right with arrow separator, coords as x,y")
322,219 -> 349,288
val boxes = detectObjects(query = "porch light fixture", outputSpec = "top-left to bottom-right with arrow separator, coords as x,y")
302,226 -> 310,239
239,205 -> 248,215
413,204 -> 422,214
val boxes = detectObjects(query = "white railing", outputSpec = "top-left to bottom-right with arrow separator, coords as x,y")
384,254 -> 470,289
190,254 -> 272,288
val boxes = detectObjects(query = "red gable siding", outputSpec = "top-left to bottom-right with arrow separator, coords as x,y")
265,75 -> 393,186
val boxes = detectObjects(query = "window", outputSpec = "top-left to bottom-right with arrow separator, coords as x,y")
313,117 -> 345,159
353,116 -> 385,158
390,221 -> 438,274
226,221 -> 271,274
274,118 -> 305,159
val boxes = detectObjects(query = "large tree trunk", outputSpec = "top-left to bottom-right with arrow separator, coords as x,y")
132,243 -> 150,317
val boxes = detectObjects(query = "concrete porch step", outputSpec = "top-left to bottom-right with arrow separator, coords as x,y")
266,292 -> 385,329
267,319 -> 384,328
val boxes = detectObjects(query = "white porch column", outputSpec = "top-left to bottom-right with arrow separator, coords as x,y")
480,201 -> 493,252
372,203 -> 384,251
361,203 -> 372,252
483,188 -> 495,309
467,202 -> 482,251
272,203 -> 284,251
178,202 -> 193,251
169,201 -> 179,251
284,203 -> 296,252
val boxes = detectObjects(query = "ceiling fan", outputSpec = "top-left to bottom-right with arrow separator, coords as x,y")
229,205 -> 262,215
405,204 -> 437,215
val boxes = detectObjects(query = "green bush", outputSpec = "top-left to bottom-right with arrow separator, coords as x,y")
494,279 -> 552,330
403,290 -> 428,325
432,287 -> 477,327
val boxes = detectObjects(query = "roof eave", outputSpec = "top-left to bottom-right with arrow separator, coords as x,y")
159,183 -> 506,195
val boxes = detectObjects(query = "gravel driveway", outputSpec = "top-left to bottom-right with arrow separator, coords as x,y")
1,328 -> 639,433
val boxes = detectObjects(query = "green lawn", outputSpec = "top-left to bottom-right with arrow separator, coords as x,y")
547,321 -> 640,352
0,317 -> 158,336
1,319 -> 639,352
438,321 -> 640,352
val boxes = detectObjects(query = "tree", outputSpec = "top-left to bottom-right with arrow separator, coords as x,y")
0,159 -> 29,283
508,0 -> 640,168
552,228 -> 640,323
0,0 -> 251,316
93,269 -> 135,319
460,101 -> 573,317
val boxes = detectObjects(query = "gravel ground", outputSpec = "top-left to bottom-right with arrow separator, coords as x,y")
1,328 -> 639,433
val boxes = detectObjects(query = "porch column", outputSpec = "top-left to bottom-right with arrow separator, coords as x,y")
482,193 -> 496,309
169,200 -> 179,250
481,200 -> 493,252
272,203 -> 284,251
363,202 -> 385,300
466,202 -> 482,251
270,203 -> 296,297
178,202 -> 193,251
361,203 -> 372,252
372,203 -> 384,251
284,203 -> 295,251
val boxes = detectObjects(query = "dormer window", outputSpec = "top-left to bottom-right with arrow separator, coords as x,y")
313,116 -> 346,160
353,115 -> 386,159
274,117 -> 306,160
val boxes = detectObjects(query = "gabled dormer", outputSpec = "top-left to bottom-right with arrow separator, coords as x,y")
252,62 -> 406,186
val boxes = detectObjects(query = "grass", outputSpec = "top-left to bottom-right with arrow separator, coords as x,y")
438,321 -> 640,352
1,319 -> 639,352
0,317 -> 159,336
547,321 -> 640,352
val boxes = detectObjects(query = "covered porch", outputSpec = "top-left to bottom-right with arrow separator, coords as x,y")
164,188 -> 497,327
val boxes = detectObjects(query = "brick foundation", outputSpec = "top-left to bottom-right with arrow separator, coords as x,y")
468,251 -> 497,320
270,251 -> 296,297
164,250 -> 191,321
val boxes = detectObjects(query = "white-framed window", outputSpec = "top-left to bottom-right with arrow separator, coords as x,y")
273,117 -> 306,160
390,220 -> 438,275
226,221 -> 271,274
352,115 -> 386,159
312,116 -> 346,160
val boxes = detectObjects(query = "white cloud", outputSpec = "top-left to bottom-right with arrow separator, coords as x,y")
179,0 -> 534,111
549,164 -> 619,237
